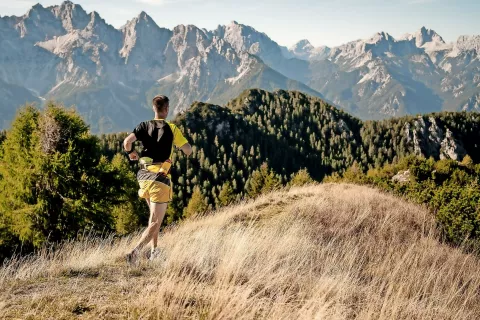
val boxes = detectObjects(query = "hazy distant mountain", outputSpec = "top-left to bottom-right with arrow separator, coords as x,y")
0,1 -> 479,131
290,27 -> 480,119
289,39 -> 331,61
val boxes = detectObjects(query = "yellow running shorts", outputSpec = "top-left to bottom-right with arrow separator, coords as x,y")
136,166 -> 172,203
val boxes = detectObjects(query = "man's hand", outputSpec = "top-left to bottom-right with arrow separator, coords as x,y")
129,150 -> 139,161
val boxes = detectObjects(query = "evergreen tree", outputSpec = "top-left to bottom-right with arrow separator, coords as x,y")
246,163 -> 281,198
263,169 -> 282,193
218,181 -> 235,207
247,167 -> 265,198
0,130 -> 6,146
0,104 -> 130,249
289,168 -> 314,186
184,186 -> 208,218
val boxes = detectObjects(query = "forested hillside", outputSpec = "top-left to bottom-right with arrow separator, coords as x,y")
2,89 -> 480,259
100,89 -> 366,221
101,89 -> 480,221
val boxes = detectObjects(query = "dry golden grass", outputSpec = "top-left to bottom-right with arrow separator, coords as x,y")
2,183 -> 480,319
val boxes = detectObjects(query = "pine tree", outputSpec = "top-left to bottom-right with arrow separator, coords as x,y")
0,130 -> 6,146
218,181 -> 235,207
246,163 -> 281,197
247,167 -> 265,198
263,170 -> 282,193
0,104 -> 128,248
184,186 -> 207,218
289,168 -> 314,187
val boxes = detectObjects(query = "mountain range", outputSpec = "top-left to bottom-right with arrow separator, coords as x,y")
0,1 -> 479,132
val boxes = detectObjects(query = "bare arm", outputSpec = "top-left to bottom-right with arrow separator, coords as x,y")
123,133 -> 139,161
179,143 -> 192,157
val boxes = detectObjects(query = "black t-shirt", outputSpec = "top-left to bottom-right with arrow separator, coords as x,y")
133,120 -> 174,163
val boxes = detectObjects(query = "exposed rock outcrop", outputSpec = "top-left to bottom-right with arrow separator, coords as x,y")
403,116 -> 466,160
392,170 -> 411,183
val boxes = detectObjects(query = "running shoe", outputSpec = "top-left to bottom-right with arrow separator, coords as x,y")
149,248 -> 162,261
125,248 -> 139,265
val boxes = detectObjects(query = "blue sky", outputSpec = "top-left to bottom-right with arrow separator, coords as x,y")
1,0 -> 479,47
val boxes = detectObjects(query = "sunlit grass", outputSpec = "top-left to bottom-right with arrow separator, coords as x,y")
1,184 -> 480,319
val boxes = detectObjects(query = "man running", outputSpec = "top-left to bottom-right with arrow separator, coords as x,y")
123,95 -> 192,263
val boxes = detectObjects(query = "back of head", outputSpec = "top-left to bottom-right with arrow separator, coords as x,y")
153,95 -> 169,115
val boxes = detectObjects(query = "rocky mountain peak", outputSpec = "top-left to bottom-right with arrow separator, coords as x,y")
25,3 -> 50,20
367,31 -> 394,44
137,11 -> 155,24
89,11 -> 102,24
86,11 -> 113,32
60,0 -> 74,6
291,39 -> 314,51
216,21 -> 288,67
17,3 -> 62,39
31,3 -> 46,11
414,26 -> 445,47
170,24 -> 210,59
290,39 -> 313,56
173,24 -> 208,39
121,11 -> 160,32
456,35 -> 480,53
51,0 -> 89,32
120,12 -> 171,62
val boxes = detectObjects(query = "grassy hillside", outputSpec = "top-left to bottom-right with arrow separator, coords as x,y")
2,184 -> 480,319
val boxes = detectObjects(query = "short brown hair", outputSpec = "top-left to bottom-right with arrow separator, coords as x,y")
153,95 -> 169,113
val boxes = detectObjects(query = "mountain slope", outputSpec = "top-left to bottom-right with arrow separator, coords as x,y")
0,79 -> 40,128
1,2 -> 479,131
2,184 -> 480,319
0,2 -> 322,133
290,28 -> 480,119
98,89 -> 480,218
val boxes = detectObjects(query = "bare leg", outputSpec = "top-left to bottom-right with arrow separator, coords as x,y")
148,200 -> 163,250
131,202 -> 167,253
146,198 -> 153,240
151,204 -> 165,249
